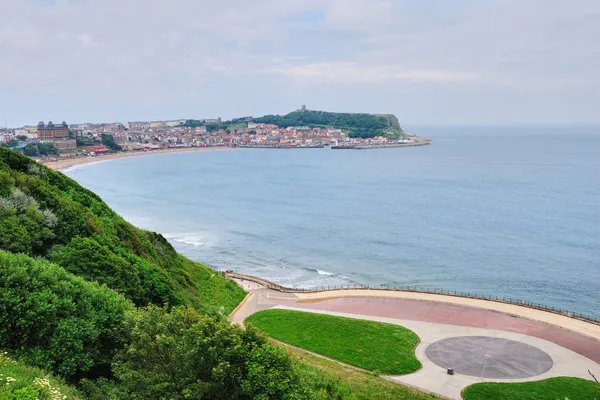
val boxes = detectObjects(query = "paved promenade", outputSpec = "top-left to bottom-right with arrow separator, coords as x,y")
230,279 -> 600,399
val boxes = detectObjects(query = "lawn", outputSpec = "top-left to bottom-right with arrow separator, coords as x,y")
246,309 -> 421,375
462,377 -> 599,400
291,347 -> 439,400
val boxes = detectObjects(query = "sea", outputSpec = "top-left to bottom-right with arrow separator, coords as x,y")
64,126 -> 600,318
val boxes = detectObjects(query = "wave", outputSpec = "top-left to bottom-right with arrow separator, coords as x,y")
173,237 -> 207,247
61,159 -> 112,174
163,233 -> 211,247
303,267 -> 336,276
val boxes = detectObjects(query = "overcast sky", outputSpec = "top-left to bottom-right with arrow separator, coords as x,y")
1,0 -> 599,127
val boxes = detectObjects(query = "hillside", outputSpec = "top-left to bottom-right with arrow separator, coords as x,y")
0,147 -> 245,315
253,110 -> 405,139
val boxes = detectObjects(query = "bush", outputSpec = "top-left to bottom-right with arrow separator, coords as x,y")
0,251 -> 133,380
89,305 -> 307,400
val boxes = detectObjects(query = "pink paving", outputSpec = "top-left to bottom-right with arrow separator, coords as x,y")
274,296 -> 600,364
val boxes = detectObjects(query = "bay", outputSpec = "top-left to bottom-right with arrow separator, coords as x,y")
65,126 -> 600,317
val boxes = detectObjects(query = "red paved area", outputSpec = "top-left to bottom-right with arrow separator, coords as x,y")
276,296 -> 600,364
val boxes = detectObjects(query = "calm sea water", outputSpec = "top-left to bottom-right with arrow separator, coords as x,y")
65,127 -> 600,317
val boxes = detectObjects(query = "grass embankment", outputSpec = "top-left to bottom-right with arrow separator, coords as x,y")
246,309 -> 421,375
0,351 -> 82,400
462,377 -> 599,400
291,348 -> 438,400
0,147 -> 246,315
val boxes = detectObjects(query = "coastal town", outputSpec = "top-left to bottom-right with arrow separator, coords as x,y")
0,111 -> 430,163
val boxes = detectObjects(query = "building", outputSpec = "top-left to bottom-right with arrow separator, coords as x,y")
37,121 -> 69,140
52,139 -> 77,150
83,145 -> 110,154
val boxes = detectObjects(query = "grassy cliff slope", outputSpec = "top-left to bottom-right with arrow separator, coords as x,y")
0,148 -> 245,315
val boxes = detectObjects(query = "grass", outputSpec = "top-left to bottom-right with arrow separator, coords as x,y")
462,377 -> 599,400
246,309 -> 421,375
291,347 -> 439,400
174,255 -> 246,315
0,351 -> 82,400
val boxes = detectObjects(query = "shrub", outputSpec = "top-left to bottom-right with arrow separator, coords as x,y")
0,251 -> 133,380
99,305 -> 306,400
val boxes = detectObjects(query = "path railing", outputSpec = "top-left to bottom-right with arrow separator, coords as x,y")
218,270 -> 600,326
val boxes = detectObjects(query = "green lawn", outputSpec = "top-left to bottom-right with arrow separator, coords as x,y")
291,347 -> 439,400
462,377 -> 599,400
246,309 -> 421,374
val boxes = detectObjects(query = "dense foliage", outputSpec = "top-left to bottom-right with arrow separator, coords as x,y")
0,251 -> 132,379
247,309 -> 421,375
100,134 -> 122,151
83,306 -> 316,400
75,136 -> 100,147
21,143 -> 59,157
0,147 -> 245,313
253,111 -> 403,139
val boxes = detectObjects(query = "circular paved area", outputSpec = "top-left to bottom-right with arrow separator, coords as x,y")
425,336 -> 553,378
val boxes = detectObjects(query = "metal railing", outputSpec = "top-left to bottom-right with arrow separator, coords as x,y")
218,270 -> 600,326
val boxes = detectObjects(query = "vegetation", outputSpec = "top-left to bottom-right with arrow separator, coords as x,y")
290,348 -> 438,400
0,351 -> 82,400
81,305 -> 318,400
462,377 -> 599,400
253,110 -> 404,139
246,309 -> 421,375
75,136 -> 99,148
0,147 -> 245,314
0,251 -> 132,379
0,147 -> 439,399
100,134 -> 122,151
20,143 -> 59,157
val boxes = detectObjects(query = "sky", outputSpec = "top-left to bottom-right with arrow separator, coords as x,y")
1,0 -> 599,127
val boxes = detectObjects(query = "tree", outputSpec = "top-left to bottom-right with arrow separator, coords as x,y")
37,143 -> 58,156
23,144 -> 38,157
76,136 -> 98,147
101,134 -> 122,151
100,305 -> 306,400
17,135 -> 28,141
7,139 -> 19,147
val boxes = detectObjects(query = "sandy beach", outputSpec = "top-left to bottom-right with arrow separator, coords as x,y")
41,146 -> 232,171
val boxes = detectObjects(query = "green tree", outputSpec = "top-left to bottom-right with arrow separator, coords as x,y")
23,144 -> 38,157
103,305 -> 305,400
101,134 -> 122,151
37,143 -> 58,156
17,135 -> 28,141
7,139 -> 19,147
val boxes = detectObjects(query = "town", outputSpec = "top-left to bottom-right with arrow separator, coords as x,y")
0,113 -> 430,160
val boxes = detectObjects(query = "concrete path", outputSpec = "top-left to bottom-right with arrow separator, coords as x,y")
230,278 -> 600,399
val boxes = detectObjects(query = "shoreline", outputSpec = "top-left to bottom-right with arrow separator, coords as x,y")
40,146 -> 232,171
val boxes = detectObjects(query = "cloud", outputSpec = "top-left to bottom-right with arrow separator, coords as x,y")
0,0 -> 599,125
271,62 -> 486,84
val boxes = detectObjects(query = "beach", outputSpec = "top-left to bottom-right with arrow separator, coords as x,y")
41,146 -> 232,170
